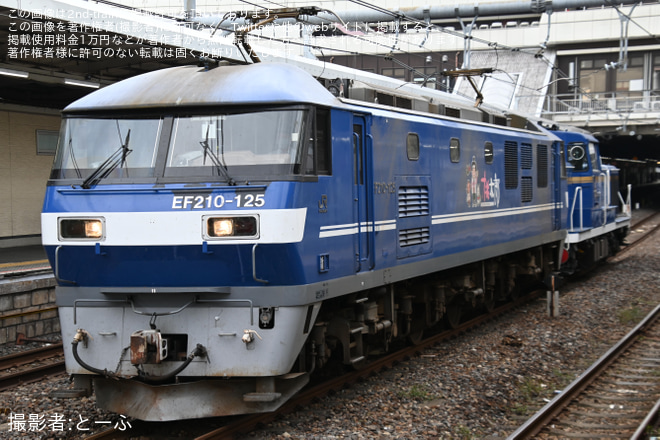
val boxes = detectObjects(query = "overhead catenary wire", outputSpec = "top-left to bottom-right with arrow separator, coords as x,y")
196,0 -> 655,116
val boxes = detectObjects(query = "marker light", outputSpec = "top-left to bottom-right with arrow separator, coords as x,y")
59,218 -> 105,240
205,216 -> 258,239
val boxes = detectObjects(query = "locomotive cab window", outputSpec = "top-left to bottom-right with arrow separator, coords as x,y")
588,142 -> 601,172
164,107 -> 318,180
407,133 -> 419,161
51,116 -> 163,181
450,138 -> 460,163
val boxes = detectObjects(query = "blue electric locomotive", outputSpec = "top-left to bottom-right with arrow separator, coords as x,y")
42,62 -> 568,420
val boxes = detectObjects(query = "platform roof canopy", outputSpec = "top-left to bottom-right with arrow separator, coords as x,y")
0,0 -> 246,109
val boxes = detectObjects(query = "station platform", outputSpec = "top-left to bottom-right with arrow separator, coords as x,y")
0,245 -> 51,278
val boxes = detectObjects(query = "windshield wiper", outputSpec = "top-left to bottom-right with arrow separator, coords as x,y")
81,129 -> 131,189
68,136 -> 82,179
200,125 -> 236,186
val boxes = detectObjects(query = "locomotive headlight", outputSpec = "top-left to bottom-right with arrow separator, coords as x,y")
210,218 -> 233,237
59,218 -> 105,240
204,216 -> 258,239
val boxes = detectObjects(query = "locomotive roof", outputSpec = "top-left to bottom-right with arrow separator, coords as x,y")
64,62 -> 340,112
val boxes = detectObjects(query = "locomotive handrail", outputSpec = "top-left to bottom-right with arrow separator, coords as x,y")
128,298 -> 196,317
569,186 -> 583,231
352,131 -> 364,272
366,133 -> 376,271
252,244 -> 268,284
73,298 -> 130,324
54,245 -> 76,286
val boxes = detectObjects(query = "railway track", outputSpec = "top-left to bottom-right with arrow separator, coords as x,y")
610,211 -> 660,263
507,303 -> 660,439
0,343 -> 65,392
193,291 -> 544,440
2,211 -> 658,439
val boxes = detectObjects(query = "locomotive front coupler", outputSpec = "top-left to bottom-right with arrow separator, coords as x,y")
135,343 -> 208,384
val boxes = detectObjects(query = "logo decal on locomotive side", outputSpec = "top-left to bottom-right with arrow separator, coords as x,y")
466,156 -> 500,208
318,195 -> 328,213
172,194 -> 265,209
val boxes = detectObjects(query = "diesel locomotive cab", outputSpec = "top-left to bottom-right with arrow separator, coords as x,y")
555,129 -> 631,274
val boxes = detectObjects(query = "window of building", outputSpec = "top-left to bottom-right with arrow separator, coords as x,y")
381,68 -> 406,81
412,67 -> 438,89
36,129 -> 59,155
578,57 -> 608,94
616,56 -> 644,98
653,53 -> 660,91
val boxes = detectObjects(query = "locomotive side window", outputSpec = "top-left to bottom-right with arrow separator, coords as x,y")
450,137 -> 460,163
314,108 -> 331,175
537,144 -> 548,188
588,142 -> 601,172
407,133 -> 420,161
484,141 -> 494,164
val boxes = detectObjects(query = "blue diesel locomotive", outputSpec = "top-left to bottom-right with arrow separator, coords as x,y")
43,62 -> 578,420
552,127 -> 631,273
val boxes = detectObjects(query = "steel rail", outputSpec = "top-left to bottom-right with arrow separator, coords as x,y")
609,212 -> 660,262
506,302 -> 660,439
0,343 -> 66,392
0,342 -> 63,370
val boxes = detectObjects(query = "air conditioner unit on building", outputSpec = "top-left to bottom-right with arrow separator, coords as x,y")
632,101 -> 648,111
652,101 -> 660,111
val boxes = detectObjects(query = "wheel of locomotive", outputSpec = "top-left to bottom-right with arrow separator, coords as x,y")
407,304 -> 426,345
407,326 -> 424,345
483,290 -> 496,313
445,303 -> 463,329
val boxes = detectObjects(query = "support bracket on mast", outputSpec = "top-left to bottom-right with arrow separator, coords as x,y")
441,68 -> 494,107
